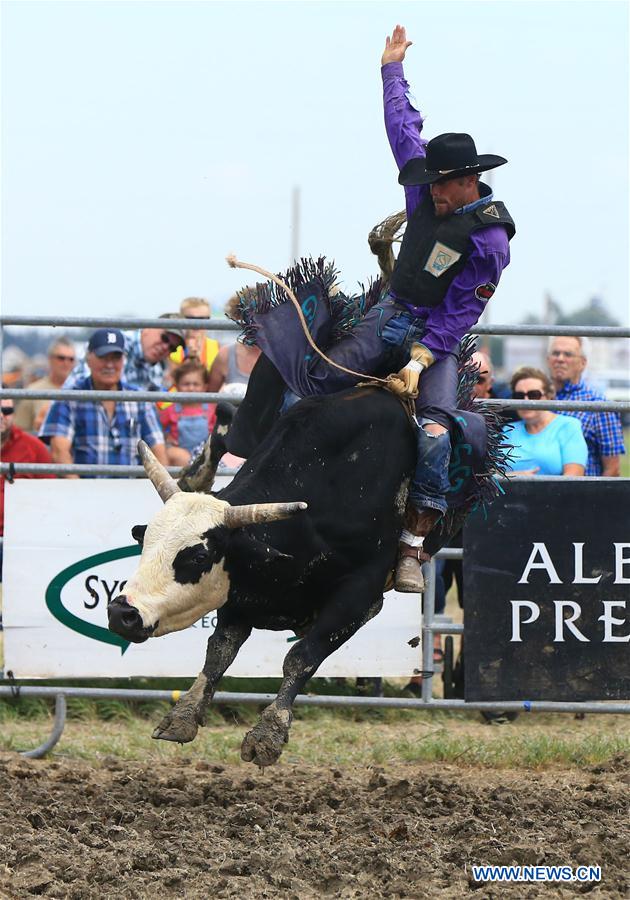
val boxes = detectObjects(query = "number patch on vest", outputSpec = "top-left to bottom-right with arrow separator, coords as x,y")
475,282 -> 496,302
423,241 -> 462,278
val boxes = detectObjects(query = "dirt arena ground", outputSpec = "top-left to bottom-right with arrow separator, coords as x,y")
1,746 -> 628,899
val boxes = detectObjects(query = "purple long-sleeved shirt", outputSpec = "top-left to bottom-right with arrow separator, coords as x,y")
382,62 -> 511,360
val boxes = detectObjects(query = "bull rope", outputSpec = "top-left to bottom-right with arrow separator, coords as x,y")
226,254 -> 391,386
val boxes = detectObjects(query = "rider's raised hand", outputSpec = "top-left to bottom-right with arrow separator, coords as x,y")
381,25 -> 412,66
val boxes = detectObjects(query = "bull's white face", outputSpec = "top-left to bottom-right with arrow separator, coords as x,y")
107,440 -> 307,644
121,492 -> 232,638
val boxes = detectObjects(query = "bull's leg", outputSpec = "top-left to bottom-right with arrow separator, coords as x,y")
153,616 -> 251,744
241,575 -> 385,767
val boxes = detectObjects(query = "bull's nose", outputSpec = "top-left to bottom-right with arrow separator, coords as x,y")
107,596 -> 151,643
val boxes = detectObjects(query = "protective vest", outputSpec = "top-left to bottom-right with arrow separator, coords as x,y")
169,337 -> 220,371
390,193 -> 515,309
161,337 -> 220,410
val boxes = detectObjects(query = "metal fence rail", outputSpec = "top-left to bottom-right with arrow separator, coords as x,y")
1,315 -> 236,331
1,387 -> 628,414
2,314 -> 630,338
1,465 -> 624,480
0,464 -> 241,478
2,683 -> 629,759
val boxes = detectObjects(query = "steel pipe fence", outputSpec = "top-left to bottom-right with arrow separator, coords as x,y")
0,464 -> 241,478
3,464 -> 624,480
6,683 -> 629,713
1,387 -> 628,414
0,388 -> 239,404
2,314 -> 629,338
1,316 -> 236,331
2,685 -> 630,759
2,314 -> 629,757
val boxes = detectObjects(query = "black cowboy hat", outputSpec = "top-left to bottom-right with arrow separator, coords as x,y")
398,132 -> 507,186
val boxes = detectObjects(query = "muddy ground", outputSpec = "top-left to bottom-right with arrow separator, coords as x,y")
0,750 -> 628,899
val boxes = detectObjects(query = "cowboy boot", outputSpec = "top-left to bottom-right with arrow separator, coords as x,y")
395,507 -> 442,593
395,543 -> 428,593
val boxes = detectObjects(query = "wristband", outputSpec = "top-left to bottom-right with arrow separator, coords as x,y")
409,342 -> 435,369
406,359 -> 424,374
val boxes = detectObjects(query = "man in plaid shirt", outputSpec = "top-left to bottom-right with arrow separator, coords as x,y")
65,317 -> 185,391
548,336 -> 625,476
40,329 -> 167,474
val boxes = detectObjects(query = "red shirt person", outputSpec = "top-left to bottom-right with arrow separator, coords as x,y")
1,402 -> 53,538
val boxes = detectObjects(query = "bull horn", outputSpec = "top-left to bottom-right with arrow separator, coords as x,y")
178,402 -> 235,494
177,436 -> 216,493
138,441 -> 181,503
224,501 -> 308,529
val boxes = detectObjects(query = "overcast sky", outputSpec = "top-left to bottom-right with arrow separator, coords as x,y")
2,0 -> 629,326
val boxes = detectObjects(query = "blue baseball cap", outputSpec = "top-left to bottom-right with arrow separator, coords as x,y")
87,328 -> 126,357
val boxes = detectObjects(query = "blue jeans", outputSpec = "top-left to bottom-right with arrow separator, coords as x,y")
382,311 -> 452,517
408,427 -> 451,516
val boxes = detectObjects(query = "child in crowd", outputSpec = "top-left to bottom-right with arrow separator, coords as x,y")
159,360 -> 216,466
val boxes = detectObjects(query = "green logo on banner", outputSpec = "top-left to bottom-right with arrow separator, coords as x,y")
45,545 -> 141,655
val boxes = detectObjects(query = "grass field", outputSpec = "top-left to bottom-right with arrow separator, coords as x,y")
1,694 -> 629,770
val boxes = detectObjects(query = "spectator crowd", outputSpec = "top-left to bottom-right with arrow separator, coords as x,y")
0,296 -> 262,566
0,302 -> 626,580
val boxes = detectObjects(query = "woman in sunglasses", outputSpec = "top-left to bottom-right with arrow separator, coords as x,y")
503,366 -> 587,476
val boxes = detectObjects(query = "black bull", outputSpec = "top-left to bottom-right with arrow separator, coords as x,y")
109,386 -> 437,766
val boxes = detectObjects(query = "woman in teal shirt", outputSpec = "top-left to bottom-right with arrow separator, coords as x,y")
503,367 -> 587,475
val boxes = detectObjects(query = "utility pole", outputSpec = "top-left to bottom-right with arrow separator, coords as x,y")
290,186 -> 300,264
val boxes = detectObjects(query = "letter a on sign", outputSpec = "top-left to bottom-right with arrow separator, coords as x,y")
518,543 -> 563,584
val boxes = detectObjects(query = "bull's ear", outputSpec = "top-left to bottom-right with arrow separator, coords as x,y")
131,524 -> 147,546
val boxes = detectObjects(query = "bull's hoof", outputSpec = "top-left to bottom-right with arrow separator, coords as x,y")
152,707 -> 200,744
240,706 -> 291,767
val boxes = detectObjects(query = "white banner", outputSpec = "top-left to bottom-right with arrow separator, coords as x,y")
3,478 -> 421,678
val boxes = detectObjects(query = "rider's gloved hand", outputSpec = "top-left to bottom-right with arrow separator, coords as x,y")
386,342 -> 434,400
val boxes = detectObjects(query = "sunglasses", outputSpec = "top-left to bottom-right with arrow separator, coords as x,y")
160,332 -> 183,350
109,424 -> 122,452
1,405 -> 15,415
512,390 -> 544,400
52,354 -> 76,362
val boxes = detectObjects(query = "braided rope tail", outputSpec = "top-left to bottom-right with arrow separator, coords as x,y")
226,254 -> 391,385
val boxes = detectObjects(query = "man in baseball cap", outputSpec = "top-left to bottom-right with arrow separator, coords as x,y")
40,326 -> 168,472
87,328 -> 126,356
65,315 -> 185,391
